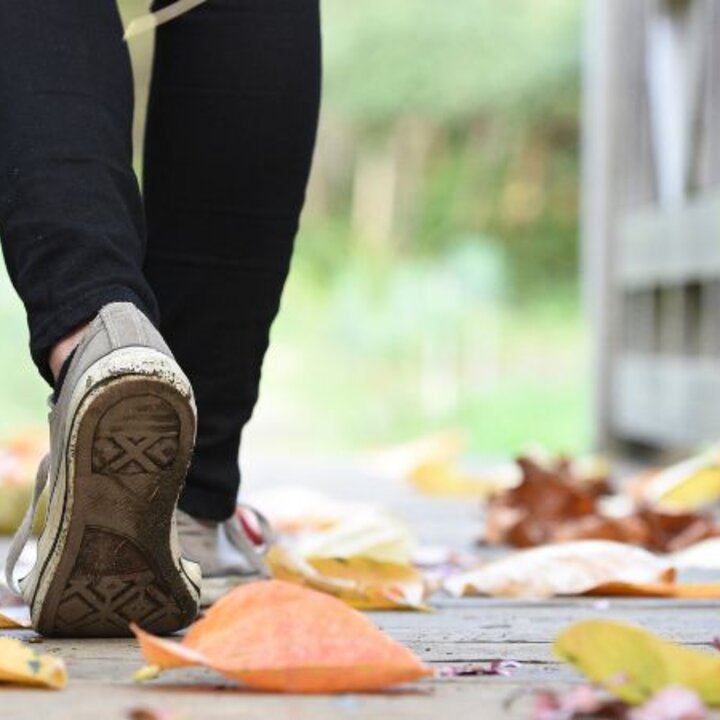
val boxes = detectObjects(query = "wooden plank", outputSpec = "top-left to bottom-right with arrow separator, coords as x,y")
613,353 -> 720,444
5,457 -> 720,719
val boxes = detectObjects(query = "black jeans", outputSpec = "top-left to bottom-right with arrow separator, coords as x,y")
0,0 -> 321,520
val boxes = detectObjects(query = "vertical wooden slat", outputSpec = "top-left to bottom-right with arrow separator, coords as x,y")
584,0 -> 720,452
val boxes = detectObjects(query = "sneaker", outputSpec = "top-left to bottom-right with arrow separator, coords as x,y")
4,303 -> 201,637
177,504 -> 273,607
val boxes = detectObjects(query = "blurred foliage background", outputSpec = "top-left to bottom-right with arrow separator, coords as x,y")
0,0 -> 589,455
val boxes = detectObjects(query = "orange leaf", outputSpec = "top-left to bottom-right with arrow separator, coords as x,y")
133,580 -> 431,693
588,581 -> 720,599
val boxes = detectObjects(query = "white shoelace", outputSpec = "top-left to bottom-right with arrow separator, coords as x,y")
4,454 -> 51,595
124,0 -> 209,39
223,503 -> 276,577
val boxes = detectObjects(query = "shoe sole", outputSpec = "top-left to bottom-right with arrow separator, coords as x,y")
32,373 -> 199,637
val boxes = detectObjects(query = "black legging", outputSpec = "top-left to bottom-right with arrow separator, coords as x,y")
0,0 -> 321,520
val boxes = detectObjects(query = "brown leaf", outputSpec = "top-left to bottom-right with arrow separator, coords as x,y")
484,457 -> 720,553
485,457 -> 598,547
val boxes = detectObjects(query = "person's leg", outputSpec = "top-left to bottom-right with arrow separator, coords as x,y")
0,0 -> 158,385
144,0 -> 321,521
0,1 -> 201,635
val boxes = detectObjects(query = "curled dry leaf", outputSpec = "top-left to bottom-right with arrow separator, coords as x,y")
244,485 -> 375,535
292,509 -> 415,565
444,541 -> 673,599
133,579 -> 431,693
267,545 -> 431,610
484,457 -> 599,547
485,457 -> 720,553
630,449 -> 720,513
398,429 -> 519,498
587,581 -> 720,600
552,509 -> 720,554
671,537 -> 720,570
554,620 -> 720,706
408,459 -> 519,499
0,637 -> 67,689
372,429 -> 466,479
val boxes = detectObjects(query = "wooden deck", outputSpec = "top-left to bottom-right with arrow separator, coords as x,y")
2,453 -> 719,719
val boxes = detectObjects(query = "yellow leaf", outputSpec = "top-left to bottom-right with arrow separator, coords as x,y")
133,664 -> 161,683
370,430 -> 466,478
408,460 -> 514,498
640,449 -> 720,512
0,431 -> 48,534
268,545 -> 431,610
0,637 -> 67,689
0,610 -> 30,630
554,620 -> 720,706
443,541 -> 673,598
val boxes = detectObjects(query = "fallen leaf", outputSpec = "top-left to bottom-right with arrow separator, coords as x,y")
586,581 -> 720,600
0,637 -> 66,689
369,429 -> 466,479
293,509 -> 416,565
671,537 -> 720,569
485,457 -> 598,547
407,459 -> 518,498
0,431 -> 48,535
631,449 -> 720,513
444,541 -> 673,599
267,545 -> 430,610
244,486 -> 374,535
395,430 -> 524,498
0,609 -> 30,630
484,457 -> 720,553
554,620 -> 720,706
551,509 -> 720,554
133,579 -> 431,693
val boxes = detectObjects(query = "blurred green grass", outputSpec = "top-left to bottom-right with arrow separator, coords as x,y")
256,246 -> 589,455
0,274 -> 48,437
0,249 -> 589,454
0,0 -> 589,456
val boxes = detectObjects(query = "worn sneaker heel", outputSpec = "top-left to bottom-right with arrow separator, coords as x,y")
37,377 -> 197,636
31,351 -> 200,637
5,303 -> 202,638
